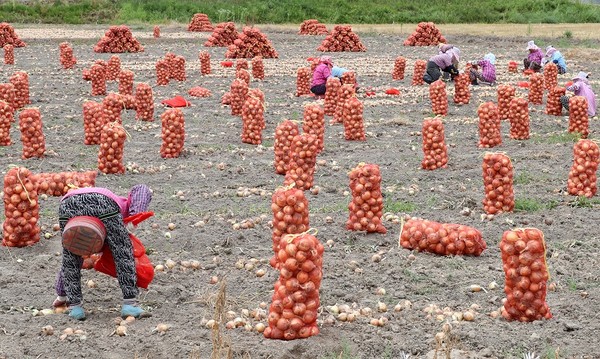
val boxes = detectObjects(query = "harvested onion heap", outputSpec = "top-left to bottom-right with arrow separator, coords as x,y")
546,87 -> 565,116
83,101 -> 105,145
296,67 -> 311,96
392,56 -> 406,80
346,163 -> 386,234
324,77 -> 341,116
252,56 -> 264,80
403,22 -> 446,46
199,51 -> 211,75
153,26 -> 160,38
135,83 -> 154,121
204,22 -> 238,47
528,73 -> 544,105
343,96 -> 365,141
508,97 -> 530,140
303,103 -> 325,154
241,91 -> 264,145
230,78 -> 249,116
118,70 -> 134,96
0,100 -> 13,145
225,27 -> 278,59
497,84 -> 515,120
333,84 -> 355,124
568,96 -> 589,139
269,186 -> 309,267
236,69 -> 251,86
411,60 -> 426,86
500,228 -> 552,322
165,53 -> 186,81
567,139 -> 599,198
429,80 -> 448,116
477,102 -> 501,148
284,134 -> 319,190
102,93 -> 125,124
0,23 -> 26,47
155,59 -> 170,86
10,71 -> 29,109
298,19 -> 328,35
187,13 -> 214,32
19,108 -> 45,159
2,167 -> 40,248
508,61 -> 518,73
421,117 -> 448,170
265,231 -> 323,340
482,152 -> 514,215
317,25 -> 366,52
59,42 -> 76,69
453,73 -> 470,104
97,122 -> 126,174
274,120 -> 300,175
90,63 -> 107,96
160,108 -> 185,159
4,44 -> 14,65
94,25 -> 144,53
0,83 -> 16,111
188,87 -> 211,97
32,171 -> 97,196
400,218 -> 486,256
544,62 -> 558,91
106,55 -> 121,81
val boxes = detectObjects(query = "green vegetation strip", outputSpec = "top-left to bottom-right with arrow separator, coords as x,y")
2,0 -> 600,24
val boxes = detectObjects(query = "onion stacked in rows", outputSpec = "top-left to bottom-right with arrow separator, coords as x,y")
298,19 -> 328,35
296,67 -> 311,96
199,51 -> 211,75
118,70 -> 134,96
274,120 -> 300,175
568,96 -> 589,138
567,139 -> 599,198
453,73 -> 470,104
32,171 -> 97,196
0,23 -> 26,47
0,83 -> 16,111
153,26 -> 160,38
544,62 -> 558,91
4,44 -> 14,65
241,90 -> 264,145
188,87 -> 211,97
284,134 -> 318,190
392,56 -> 406,80
403,22 -> 446,46
303,104 -> 325,154
400,218 -> 486,256
19,108 -> 45,159
269,186 -> 309,268
500,228 -> 552,322
421,117 -> 448,170
0,100 -> 13,145
2,167 -> 39,247
341,71 -> 356,87
497,84 -> 515,120
90,63 -> 107,96
324,77 -> 340,116
429,80 -> 448,116
97,122 -> 126,174
10,71 -> 29,109
204,22 -> 238,47
230,78 -> 249,116
135,83 -> 154,121
59,42 -> 76,69
94,25 -> 144,53
252,56 -> 265,80
528,73 -> 544,105
508,97 -> 530,140
347,163 -> 386,233
343,97 -> 365,141
546,87 -> 565,116
317,25 -> 366,52
160,108 -> 185,158
333,84 -> 355,124
477,102 -> 501,148
106,55 -> 121,81
482,153 -> 514,215
225,27 -> 278,58
187,13 -> 214,32
83,101 -> 105,145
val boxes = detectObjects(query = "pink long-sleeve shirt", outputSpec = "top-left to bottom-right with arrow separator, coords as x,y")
477,59 -> 496,82
429,52 -> 454,69
311,63 -> 331,87
567,80 -> 597,116
527,49 -> 543,65
62,187 -> 129,217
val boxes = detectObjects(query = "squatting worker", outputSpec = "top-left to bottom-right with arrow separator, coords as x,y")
310,55 -> 333,97
524,40 -> 543,72
543,45 -> 568,74
469,53 -> 497,86
53,185 -> 152,320
331,66 -> 359,89
561,72 -> 597,117
423,45 -> 460,84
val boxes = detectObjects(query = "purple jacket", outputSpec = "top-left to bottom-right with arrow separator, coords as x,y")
311,63 -> 331,87
567,80 -> 597,116
477,59 -> 496,82
429,52 -> 454,69
527,49 -> 543,64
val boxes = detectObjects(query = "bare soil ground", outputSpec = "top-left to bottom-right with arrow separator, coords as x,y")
0,25 -> 599,359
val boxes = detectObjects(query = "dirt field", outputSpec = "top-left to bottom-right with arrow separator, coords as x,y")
0,25 -> 599,359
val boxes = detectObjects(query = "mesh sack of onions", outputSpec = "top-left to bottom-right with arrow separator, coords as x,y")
199,51 -> 211,75
421,117 -> 448,170
203,22 -> 238,47
116,93 -> 135,110
160,108 -> 185,159
153,26 -> 160,38
274,120 -> 300,175
497,84 -> 515,120
546,86 -> 565,116
225,27 -> 279,58
90,63 -> 107,96
83,100 -> 105,145
59,42 -> 76,69
0,100 -> 13,145
0,23 -> 26,47
324,77 -> 341,116
303,103 -> 325,154
236,59 -> 248,71
508,61 -> 518,73
403,22 -> 446,46
453,73 -> 470,104
296,67 -> 311,96
82,59 -> 105,81
392,56 -> 406,80
98,122 -> 126,174
94,25 -> 144,53
269,186 -> 310,268
309,58 -> 319,73
19,108 -> 45,159
284,134 -> 318,190
568,96 -> 589,139
135,83 -> 154,121
171,55 -> 186,81
508,97 -> 530,140
482,152 -> 514,215
429,80 -> 448,116
10,71 -> 29,109
477,102 -> 501,148
411,60 -> 426,86
102,93 -> 125,124
500,228 -> 552,322
221,92 -> 232,105
343,96 -> 365,141
2,167 -> 40,247
544,62 -> 558,91
241,93 -> 264,145
155,59 -> 170,86
106,55 -> 121,81
400,218 -> 486,256
317,25 -> 366,52
341,71 -> 356,88
118,70 -> 134,96
4,44 -> 14,65
567,139 -> 599,198
32,171 -> 97,197
346,163 -> 386,233
265,231 -> 323,340
298,19 -> 328,35
528,73 -> 544,105
230,78 -> 249,116
333,84 -> 355,124
236,69 -> 251,86
187,13 -> 214,32
248,88 -> 265,130
252,56 -> 264,80
188,87 -> 211,97
0,84 -> 15,113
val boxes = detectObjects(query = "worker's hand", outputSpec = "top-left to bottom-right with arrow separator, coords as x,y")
126,221 -> 137,233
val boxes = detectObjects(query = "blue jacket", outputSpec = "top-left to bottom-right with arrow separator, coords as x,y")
330,66 -> 348,78
545,51 -> 567,72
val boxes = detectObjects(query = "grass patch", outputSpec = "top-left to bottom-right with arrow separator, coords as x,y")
514,171 -> 535,185
314,201 -> 347,214
384,199 -> 416,213
514,198 -> 558,212
322,341 -> 358,359
533,132 -> 581,144
570,196 -> 600,208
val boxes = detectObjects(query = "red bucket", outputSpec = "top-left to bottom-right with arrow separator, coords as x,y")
62,216 -> 106,256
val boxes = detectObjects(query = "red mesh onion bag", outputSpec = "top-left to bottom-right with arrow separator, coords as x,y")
568,96 -> 589,139
171,55 -> 186,81
0,83 -> 16,112
453,73 -> 470,104
236,59 -> 248,71
230,78 -> 248,116
135,83 -> 154,121
241,93 -> 264,145
347,163 -> 386,233
296,67 -> 311,96
284,134 -> 318,190
392,56 -> 406,80
156,59 -> 170,86
421,117 -> 448,170
187,13 -> 214,32
274,120 -> 300,175
83,100 -> 105,145
97,122 -> 126,174
546,87 -> 565,116
269,186 -> 309,268
567,139 -> 599,198
10,71 -> 30,109
252,56 -> 264,80
302,103 -> 325,154
411,60 -> 426,86
153,26 -> 160,38
316,25 -> 366,52
199,51 -> 211,75
2,167 -> 40,247
106,55 -> 121,81
333,84 -> 355,124
544,62 -> 558,91
203,22 -> 238,47
118,70 -> 134,96
478,102 -> 501,148
94,26 -> 143,53
508,61 -> 518,73
482,153 -> 514,215
403,22 -> 446,46
32,171 -> 97,197
0,101 -> 12,145
59,42 -> 76,69
102,93 -> 124,124
236,69 -> 251,86
528,73 -> 544,105
160,108 -> 185,158
19,108 -> 45,159
508,97 -> 530,140
429,80 -> 448,116
400,218 -> 486,256
343,96 -> 365,141
497,84 -> 515,120
4,44 -> 14,65
323,77 -> 340,116
90,63 -> 107,96
341,71 -> 356,88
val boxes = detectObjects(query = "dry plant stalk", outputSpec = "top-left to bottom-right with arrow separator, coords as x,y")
211,280 -> 232,359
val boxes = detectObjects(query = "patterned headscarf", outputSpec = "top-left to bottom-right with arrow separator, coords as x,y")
127,184 -> 152,216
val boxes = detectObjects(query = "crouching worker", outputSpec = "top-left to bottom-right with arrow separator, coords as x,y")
543,46 -> 567,74
424,46 -> 460,84
53,184 -> 152,320
560,72 -> 597,117
310,55 -> 333,97
331,66 -> 359,90
524,41 -> 543,72
469,53 -> 497,86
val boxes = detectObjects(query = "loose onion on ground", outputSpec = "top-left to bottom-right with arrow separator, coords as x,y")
567,139 -> 599,198
399,218 -> 486,256
347,163 -> 386,233
482,153 -> 514,214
